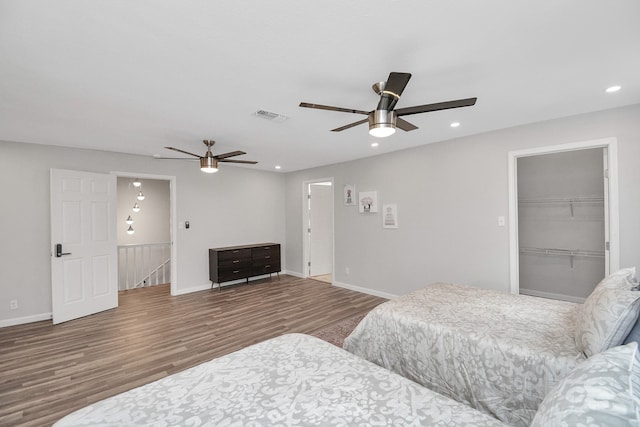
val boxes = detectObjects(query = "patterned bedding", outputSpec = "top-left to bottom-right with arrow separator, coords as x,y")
343,283 -> 586,427
54,333 -> 506,426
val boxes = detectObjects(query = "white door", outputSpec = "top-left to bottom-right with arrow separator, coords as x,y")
308,183 -> 333,277
51,169 -> 118,324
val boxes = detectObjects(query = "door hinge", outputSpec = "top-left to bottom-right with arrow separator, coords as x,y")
308,261 -> 311,267
604,169 -> 609,179
307,194 -> 311,199
308,227 -> 311,233
605,241 -> 610,251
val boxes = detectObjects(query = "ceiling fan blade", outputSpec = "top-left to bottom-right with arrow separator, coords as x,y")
214,150 -> 246,160
395,97 -> 477,117
154,157 -> 198,160
219,159 -> 258,164
377,72 -> 412,111
383,72 -> 412,98
331,118 -> 369,132
164,146 -> 201,158
396,117 -> 418,132
299,102 -> 369,115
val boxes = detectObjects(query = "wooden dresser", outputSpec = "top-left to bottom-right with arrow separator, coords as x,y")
209,243 -> 281,290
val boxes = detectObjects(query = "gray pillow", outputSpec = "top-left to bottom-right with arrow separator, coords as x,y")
575,268 -> 640,357
531,342 -> 640,426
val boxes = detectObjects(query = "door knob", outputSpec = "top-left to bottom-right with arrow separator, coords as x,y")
55,243 -> 71,257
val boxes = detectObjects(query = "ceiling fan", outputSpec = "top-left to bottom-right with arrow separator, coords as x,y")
159,140 -> 257,173
299,72 -> 477,137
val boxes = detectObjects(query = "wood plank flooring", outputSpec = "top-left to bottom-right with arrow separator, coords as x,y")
0,275 -> 385,427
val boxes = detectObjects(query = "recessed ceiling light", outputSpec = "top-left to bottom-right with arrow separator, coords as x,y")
605,85 -> 621,93
275,165 -> 281,170
371,142 -> 379,147
450,122 -> 460,128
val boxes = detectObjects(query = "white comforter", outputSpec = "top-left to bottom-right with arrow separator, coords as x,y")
54,333 -> 506,426
343,283 -> 586,426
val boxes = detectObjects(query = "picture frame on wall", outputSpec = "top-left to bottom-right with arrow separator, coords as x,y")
344,184 -> 355,205
359,191 -> 378,213
382,204 -> 398,228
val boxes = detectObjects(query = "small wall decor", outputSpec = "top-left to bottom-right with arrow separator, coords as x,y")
344,184 -> 355,205
359,191 -> 378,213
382,204 -> 398,228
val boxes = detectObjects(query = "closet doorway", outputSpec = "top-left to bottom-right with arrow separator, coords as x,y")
303,179 -> 334,284
508,138 -> 619,302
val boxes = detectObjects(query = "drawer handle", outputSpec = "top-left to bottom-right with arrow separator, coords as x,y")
233,250 -> 240,253
265,265 -> 270,268
264,247 -> 270,250
233,270 -> 240,273
232,260 -> 240,263
264,255 -> 270,259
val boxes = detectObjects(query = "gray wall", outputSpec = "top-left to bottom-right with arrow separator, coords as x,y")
284,104 -> 640,298
0,142 -> 285,325
117,178 -> 171,245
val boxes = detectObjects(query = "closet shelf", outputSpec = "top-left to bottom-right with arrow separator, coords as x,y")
518,195 -> 603,205
519,246 -> 605,268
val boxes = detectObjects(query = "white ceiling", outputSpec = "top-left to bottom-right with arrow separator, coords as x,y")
1,1 -> 639,172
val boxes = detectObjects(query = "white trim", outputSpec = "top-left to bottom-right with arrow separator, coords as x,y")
283,269 -> 304,278
111,171 -> 179,296
301,177 -> 335,280
508,137 -> 620,295
332,280 -> 397,300
0,313 -> 52,328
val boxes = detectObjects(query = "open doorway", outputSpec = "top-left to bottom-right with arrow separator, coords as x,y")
114,172 -> 178,295
508,138 -> 619,302
303,179 -> 334,284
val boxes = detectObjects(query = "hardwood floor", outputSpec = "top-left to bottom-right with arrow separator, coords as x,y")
0,275 -> 385,427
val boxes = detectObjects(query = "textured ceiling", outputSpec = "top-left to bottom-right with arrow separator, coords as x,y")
1,1 -> 639,172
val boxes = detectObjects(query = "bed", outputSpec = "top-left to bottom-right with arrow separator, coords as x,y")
343,269 -> 640,427
54,333 -> 506,426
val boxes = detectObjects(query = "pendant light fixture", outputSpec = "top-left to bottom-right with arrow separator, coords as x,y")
132,202 -> 141,212
132,179 -> 142,187
126,215 -> 133,225
127,225 -> 135,235
137,190 -> 145,200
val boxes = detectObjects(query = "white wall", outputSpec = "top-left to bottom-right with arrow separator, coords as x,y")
284,104 -> 640,298
0,142 -> 285,325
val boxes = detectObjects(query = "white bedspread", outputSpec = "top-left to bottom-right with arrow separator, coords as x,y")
54,333 -> 506,426
343,283 -> 586,426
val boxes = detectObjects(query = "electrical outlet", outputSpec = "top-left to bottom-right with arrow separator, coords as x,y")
10,299 -> 18,310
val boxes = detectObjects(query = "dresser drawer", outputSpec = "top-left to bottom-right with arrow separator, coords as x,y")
252,262 -> 281,276
218,248 -> 251,262
218,267 -> 252,282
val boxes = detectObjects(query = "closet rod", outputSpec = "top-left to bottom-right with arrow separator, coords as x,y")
518,196 -> 603,205
519,247 -> 605,258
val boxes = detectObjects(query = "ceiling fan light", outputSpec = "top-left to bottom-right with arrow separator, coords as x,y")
200,157 -> 219,173
368,110 -> 397,138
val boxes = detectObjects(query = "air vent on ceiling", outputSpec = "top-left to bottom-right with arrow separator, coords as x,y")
254,109 -> 288,123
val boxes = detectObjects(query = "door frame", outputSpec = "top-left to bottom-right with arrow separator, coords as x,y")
507,137 -> 619,294
112,171 -> 178,295
301,177 -> 334,280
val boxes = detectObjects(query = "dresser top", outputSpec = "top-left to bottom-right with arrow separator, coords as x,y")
210,243 -> 279,251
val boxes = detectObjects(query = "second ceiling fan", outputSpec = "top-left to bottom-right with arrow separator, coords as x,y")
300,72 -> 477,137
160,140 -> 257,173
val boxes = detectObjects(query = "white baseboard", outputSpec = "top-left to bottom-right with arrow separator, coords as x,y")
519,288 -> 586,304
332,280 -> 397,300
283,270 -> 304,278
0,312 -> 52,328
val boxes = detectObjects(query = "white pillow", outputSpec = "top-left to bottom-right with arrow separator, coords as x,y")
531,342 -> 640,426
575,267 -> 640,357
